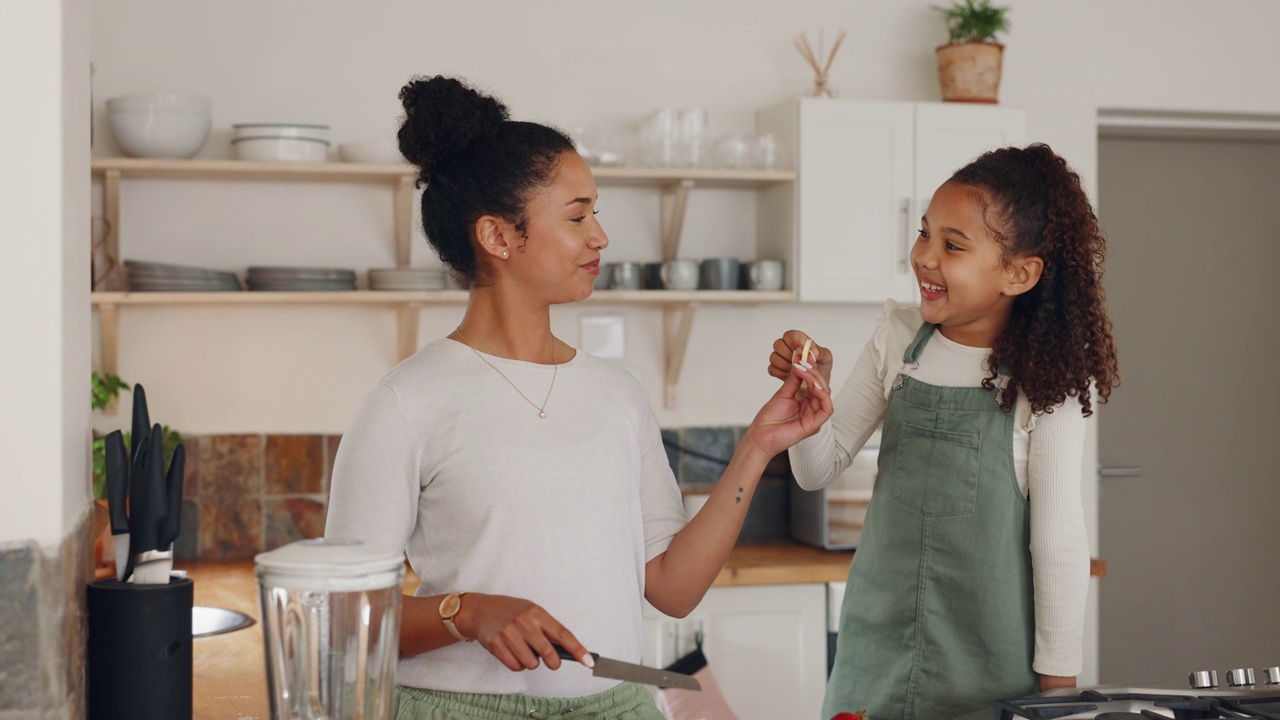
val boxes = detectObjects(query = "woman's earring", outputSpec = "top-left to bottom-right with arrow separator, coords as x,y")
501,251 -> 509,258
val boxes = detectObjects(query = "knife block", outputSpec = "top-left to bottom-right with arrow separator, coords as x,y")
87,577 -> 193,720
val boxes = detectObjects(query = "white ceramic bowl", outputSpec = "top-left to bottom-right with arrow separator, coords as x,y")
231,136 -> 329,163
105,93 -> 211,115
337,140 -> 405,164
107,109 -> 211,159
232,123 -> 330,141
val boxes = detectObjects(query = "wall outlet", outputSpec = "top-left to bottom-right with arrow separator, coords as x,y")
580,314 -> 625,359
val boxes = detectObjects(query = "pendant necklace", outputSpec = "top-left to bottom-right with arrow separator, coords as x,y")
455,327 -> 557,419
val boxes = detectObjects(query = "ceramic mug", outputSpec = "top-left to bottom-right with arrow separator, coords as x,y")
643,262 -> 665,290
746,260 -> 785,291
659,259 -> 700,290
699,257 -> 741,290
608,261 -> 643,290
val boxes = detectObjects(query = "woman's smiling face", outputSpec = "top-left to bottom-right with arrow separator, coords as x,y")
910,180 -> 1020,347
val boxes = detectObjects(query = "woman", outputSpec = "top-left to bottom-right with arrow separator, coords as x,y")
324,75 -> 832,720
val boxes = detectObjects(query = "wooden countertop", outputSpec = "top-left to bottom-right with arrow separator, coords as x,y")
180,543 -> 1102,719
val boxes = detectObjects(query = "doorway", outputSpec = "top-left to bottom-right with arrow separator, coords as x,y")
1097,135 -> 1280,685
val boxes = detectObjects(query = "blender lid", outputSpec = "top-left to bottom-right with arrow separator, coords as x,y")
255,538 -> 404,577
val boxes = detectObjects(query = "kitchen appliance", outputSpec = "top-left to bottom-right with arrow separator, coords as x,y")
791,443 -> 878,550
953,667 -> 1280,720
255,539 -> 405,720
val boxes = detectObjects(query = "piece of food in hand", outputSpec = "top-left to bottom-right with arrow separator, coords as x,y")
830,712 -> 867,720
801,338 -> 813,365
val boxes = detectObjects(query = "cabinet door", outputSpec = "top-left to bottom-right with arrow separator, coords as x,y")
797,99 -> 916,303
644,584 -> 828,720
913,103 -> 1027,224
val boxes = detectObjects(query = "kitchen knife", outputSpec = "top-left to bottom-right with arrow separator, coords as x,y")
157,441 -> 184,549
120,429 -> 148,582
104,430 -> 131,581
129,383 -> 150,466
553,644 -> 701,691
131,420 -> 174,584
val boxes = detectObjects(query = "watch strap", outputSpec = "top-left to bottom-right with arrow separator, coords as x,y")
439,591 -> 473,642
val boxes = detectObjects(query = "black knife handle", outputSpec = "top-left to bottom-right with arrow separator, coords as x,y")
158,442 -> 184,549
129,383 -> 149,465
551,643 -> 598,663
104,431 -> 130,534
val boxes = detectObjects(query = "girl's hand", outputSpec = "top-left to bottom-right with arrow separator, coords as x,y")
768,331 -> 834,391
1038,674 -> 1077,692
455,593 -> 594,673
744,359 -> 834,459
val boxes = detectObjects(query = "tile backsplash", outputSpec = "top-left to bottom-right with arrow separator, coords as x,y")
179,427 -> 793,559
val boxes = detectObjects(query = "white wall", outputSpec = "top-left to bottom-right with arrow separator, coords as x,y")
85,0 -> 1280,685
1,0 -> 91,546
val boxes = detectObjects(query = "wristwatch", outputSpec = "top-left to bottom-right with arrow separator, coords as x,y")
439,592 -> 473,642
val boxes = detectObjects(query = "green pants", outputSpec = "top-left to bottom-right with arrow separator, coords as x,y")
393,682 -> 665,720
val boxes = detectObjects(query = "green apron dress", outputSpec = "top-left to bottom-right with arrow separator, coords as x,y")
822,322 -> 1037,720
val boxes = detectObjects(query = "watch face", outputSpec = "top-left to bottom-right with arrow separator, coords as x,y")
440,594 -> 462,617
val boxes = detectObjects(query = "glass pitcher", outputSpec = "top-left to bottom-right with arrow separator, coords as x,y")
255,539 -> 404,720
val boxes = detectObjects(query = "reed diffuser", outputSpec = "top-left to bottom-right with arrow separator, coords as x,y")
795,30 -> 847,98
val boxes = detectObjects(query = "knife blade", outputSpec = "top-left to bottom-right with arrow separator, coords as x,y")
104,430 -> 130,581
553,644 -> 701,691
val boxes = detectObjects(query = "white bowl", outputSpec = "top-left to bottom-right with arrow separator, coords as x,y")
105,93 -> 211,115
338,140 -> 405,164
232,123 -> 330,141
232,136 -> 329,163
108,109 -> 211,159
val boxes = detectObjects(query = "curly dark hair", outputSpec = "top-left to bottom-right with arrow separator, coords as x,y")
396,75 -> 575,286
950,143 -> 1119,417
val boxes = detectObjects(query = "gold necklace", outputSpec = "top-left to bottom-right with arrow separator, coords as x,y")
454,327 -> 558,419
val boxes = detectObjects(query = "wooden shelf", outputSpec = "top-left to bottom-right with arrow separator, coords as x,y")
89,289 -> 794,306
90,157 -> 795,188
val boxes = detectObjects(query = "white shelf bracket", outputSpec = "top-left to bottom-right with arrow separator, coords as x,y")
395,175 -> 415,267
99,303 -> 120,414
660,179 -> 696,260
663,301 -> 699,408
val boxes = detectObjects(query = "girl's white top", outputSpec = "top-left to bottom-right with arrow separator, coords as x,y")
325,339 -> 686,697
789,300 -> 1091,677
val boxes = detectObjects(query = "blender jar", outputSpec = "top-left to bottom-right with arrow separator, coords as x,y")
255,539 -> 405,720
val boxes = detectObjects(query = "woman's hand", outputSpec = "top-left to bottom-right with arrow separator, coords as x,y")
744,354 -> 834,459
455,593 -> 594,673
1038,674 -> 1077,692
768,331 -> 834,394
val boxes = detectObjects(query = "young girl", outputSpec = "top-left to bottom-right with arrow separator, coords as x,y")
769,144 -> 1119,720
324,76 -> 832,720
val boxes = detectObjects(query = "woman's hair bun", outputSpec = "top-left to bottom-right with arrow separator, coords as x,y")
397,76 -> 509,184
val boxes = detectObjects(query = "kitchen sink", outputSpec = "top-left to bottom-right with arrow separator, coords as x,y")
192,606 -> 255,638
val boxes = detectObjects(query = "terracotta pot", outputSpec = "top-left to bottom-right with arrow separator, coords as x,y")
935,41 -> 1004,103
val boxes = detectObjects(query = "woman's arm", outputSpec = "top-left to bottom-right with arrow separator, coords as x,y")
645,362 -> 832,617
400,593 -> 592,671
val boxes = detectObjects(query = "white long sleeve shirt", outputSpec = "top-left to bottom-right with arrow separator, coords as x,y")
789,301 -> 1090,676
325,339 -> 687,697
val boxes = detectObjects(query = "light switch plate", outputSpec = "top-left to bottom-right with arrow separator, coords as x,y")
580,314 -> 625,359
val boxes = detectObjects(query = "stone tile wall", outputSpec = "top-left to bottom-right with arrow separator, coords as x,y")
176,427 -> 793,560
0,509 -> 91,719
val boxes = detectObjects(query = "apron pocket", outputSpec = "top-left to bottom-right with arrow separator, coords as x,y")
888,422 -> 982,516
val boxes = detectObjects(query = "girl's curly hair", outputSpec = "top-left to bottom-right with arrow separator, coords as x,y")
950,143 -> 1119,417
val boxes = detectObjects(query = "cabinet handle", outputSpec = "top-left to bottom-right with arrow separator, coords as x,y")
899,197 -> 912,273
1098,467 -> 1145,478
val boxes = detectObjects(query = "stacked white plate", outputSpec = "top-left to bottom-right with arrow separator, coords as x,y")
125,260 -> 242,292
231,123 -> 331,163
246,266 -> 356,292
368,267 -> 447,291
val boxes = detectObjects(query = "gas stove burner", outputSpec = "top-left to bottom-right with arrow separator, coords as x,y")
991,687 -> 1280,720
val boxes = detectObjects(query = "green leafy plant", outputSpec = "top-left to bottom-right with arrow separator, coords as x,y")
91,372 -> 183,500
934,0 -> 1011,44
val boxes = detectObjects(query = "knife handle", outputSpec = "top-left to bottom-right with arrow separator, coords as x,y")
551,643 -> 598,664
104,431 -> 130,534
158,442 -> 185,548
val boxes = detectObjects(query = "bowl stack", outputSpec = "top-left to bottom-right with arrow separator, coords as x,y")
367,267 -> 448,291
106,94 -> 211,159
231,124 -> 330,163
124,260 -> 241,292
246,266 -> 356,292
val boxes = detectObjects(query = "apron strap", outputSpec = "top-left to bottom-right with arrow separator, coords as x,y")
903,322 -> 936,364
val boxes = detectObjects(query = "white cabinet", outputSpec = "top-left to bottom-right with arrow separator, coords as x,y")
643,583 -> 827,720
756,99 -> 1026,303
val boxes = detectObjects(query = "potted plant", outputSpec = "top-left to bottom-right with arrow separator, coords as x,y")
933,0 -> 1011,103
